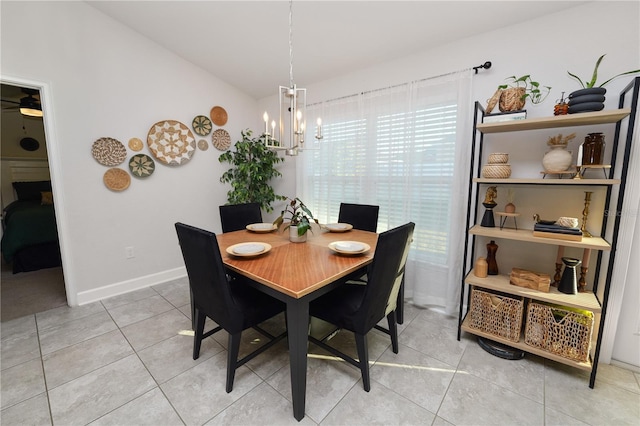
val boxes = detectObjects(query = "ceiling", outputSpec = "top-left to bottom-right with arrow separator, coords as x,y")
86,1 -> 587,100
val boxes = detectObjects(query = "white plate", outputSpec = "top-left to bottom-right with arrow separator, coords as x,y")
329,241 -> 370,255
325,223 -> 353,232
246,223 -> 277,233
226,242 -> 272,257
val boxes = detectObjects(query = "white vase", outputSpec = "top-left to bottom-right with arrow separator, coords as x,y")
542,145 -> 572,172
289,225 -> 307,243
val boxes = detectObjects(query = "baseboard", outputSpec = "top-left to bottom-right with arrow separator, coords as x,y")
610,359 -> 640,373
76,266 -> 187,306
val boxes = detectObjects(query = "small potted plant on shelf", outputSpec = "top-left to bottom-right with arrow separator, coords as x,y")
486,75 -> 551,114
273,197 -> 318,242
566,54 -> 640,113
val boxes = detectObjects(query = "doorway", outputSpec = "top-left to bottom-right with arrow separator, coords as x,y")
1,80 -> 69,321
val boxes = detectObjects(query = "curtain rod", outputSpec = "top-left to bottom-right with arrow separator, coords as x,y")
308,60 -> 492,107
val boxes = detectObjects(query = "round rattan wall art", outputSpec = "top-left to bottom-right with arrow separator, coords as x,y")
129,154 -> 155,178
198,139 -> 209,151
147,120 -> 196,166
103,168 -> 131,191
211,128 -> 231,151
92,137 -> 127,166
210,106 -> 228,126
192,115 -> 212,136
128,137 -> 144,152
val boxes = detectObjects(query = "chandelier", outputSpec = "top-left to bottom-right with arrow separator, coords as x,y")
263,0 -> 322,156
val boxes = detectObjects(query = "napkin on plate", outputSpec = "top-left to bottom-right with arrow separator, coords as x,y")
335,242 -> 364,252
234,243 -> 265,254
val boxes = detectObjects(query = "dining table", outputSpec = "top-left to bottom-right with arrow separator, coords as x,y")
216,223 -> 378,421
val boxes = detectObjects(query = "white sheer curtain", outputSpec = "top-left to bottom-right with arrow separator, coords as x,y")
299,70 -> 473,315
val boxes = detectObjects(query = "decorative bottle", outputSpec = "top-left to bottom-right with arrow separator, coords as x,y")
486,240 -> 499,275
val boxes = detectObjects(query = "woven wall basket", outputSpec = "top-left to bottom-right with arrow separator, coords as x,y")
499,87 -> 526,112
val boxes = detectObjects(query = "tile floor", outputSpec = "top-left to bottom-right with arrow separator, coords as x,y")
1,277 -> 639,425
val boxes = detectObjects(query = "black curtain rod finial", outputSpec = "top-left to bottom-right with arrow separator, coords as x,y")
473,61 -> 492,74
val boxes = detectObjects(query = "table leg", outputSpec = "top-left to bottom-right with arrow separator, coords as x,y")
287,300 -> 309,421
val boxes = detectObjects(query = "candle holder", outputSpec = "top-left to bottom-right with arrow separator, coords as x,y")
573,165 -> 583,179
581,191 -> 593,238
579,266 -> 588,292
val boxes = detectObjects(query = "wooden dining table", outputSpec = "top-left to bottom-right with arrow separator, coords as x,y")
216,224 -> 378,421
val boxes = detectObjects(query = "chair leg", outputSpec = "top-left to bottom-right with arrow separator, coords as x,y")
387,312 -> 399,354
192,309 -> 206,360
226,332 -> 242,393
190,287 -> 196,331
396,278 -> 405,324
355,333 -> 370,392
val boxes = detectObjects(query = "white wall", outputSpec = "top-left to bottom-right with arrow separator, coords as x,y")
1,1 -> 265,304
260,1 -> 640,365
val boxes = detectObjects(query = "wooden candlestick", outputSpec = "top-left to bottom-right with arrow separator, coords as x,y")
553,263 -> 562,287
579,266 -> 588,292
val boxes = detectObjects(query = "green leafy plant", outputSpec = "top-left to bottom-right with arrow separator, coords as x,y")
273,197 -> 318,236
498,75 -> 552,104
219,129 -> 286,213
568,54 -> 640,88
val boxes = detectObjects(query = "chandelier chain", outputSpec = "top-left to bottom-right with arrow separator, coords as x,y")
289,0 -> 294,87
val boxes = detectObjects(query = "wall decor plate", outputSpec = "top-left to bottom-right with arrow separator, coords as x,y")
129,154 -> 155,178
92,137 -> 127,166
211,128 -> 231,151
210,106 -> 228,126
198,139 -> 209,151
192,115 -> 212,136
128,137 -> 143,151
103,168 -> 131,191
147,120 -> 196,166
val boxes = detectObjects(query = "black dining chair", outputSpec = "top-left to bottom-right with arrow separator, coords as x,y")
308,222 -> 414,392
337,202 -> 379,232
175,222 -> 287,393
219,202 -> 263,233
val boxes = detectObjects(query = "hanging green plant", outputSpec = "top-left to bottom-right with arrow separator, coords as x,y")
219,129 -> 286,213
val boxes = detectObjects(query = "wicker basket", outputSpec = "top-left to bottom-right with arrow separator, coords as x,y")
481,164 -> 512,179
499,87 -> 526,112
468,288 -> 524,342
524,302 -> 594,362
488,153 -> 509,164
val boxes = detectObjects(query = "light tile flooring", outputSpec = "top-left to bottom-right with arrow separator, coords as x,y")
1,277 -> 639,425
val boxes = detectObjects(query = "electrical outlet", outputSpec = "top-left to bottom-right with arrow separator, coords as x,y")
125,246 -> 135,259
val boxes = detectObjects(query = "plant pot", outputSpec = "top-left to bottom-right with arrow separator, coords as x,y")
568,87 -> 606,114
542,145 -> 572,172
499,88 -> 526,112
289,225 -> 307,243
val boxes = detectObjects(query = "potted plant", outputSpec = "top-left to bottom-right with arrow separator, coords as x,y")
273,197 -> 318,242
566,54 -> 640,113
219,129 -> 286,213
486,75 -> 551,113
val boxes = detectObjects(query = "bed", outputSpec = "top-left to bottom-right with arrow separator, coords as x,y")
1,162 -> 61,273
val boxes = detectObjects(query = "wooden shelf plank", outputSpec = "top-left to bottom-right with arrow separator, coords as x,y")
473,178 -> 621,185
477,109 -> 631,133
464,273 -> 601,312
469,225 -> 611,251
461,315 -> 592,371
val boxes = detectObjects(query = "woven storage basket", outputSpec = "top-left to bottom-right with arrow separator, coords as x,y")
524,302 -> 594,362
488,153 -> 509,164
468,288 -> 524,342
482,164 -> 512,178
499,87 -> 526,112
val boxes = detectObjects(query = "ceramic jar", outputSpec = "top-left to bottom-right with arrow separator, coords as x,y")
474,257 -> 488,278
542,145 -> 572,171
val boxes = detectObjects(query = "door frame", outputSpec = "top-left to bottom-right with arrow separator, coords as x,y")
1,75 -> 75,306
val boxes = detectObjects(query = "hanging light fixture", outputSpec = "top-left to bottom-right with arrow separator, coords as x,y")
19,89 -> 43,118
264,0 -> 322,156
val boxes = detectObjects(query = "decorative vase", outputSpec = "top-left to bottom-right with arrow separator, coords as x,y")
582,133 -> 605,165
474,257 -> 488,278
542,145 -> 572,172
486,240 -> 499,275
289,225 -> 307,243
558,257 -> 582,294
505,202 -> 516,213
